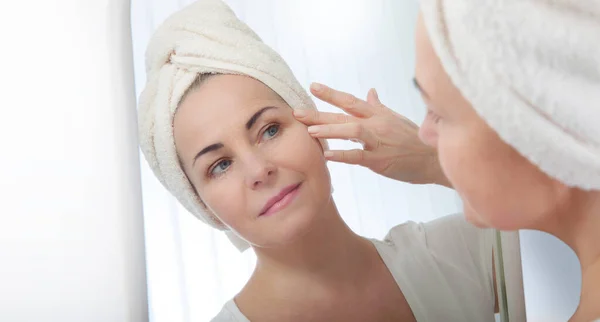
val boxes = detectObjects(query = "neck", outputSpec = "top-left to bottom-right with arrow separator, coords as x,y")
252,197 -> 376,286
538,190 -> 600,321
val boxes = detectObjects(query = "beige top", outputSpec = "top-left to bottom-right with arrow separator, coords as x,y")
212,213 -> 496,322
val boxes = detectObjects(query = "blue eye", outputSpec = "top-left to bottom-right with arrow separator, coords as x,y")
210,159 -> 231,176
262,124 -> 280,140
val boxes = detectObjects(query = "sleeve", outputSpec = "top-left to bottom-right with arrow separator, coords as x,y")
211,300 -> 250,322
420,213 -> 496,308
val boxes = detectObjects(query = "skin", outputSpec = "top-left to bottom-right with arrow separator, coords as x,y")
414,12 -> 600,322
173,74 -> 414,321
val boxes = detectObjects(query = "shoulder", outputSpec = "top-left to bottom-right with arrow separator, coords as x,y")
211,299 -> 250,322
373,213 -> 497,321
382,213 -> 494,258
380,213 -> 495,278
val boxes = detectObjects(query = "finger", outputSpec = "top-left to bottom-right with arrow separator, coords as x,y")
293,109 -> 355,126
367,88 -> 391,113
310,82 -> 374,118
324,149 -> 372,165
307,123 -> 378,149
366,88 -> 382,107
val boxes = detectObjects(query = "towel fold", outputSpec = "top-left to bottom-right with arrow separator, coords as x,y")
138,0 -> 326,251
420,0 -> 600,190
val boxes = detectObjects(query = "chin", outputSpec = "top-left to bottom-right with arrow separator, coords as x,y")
464,210 -> 490,228
463,203 -> 499,229
465,206 -> 526,231
251,180 -> 332,248
250,207 -> 321,249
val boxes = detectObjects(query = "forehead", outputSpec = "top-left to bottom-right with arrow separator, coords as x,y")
415,14 -> 444,86
181,74 -> 283,111
176,74 -> 285,123
173,75 -> 287,150
415,12 -> 472,114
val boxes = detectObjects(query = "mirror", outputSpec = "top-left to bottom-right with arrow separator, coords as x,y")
495,230 -> 526,321
131,0 -> 527,321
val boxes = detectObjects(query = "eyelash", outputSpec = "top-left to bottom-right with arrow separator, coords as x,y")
207,123 -> 282,178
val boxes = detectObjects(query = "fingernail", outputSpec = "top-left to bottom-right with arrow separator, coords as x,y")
324,151 -> 333,158
293,110 -> 307,117
372,88 -> 379,99
307,125 -> 320,134
311,83 -> 324,92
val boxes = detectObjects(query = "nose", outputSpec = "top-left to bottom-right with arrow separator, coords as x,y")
243,152 -> 277,189
418,111 -> 439,148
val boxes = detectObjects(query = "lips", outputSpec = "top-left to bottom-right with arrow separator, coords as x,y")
259,183 -> 302,216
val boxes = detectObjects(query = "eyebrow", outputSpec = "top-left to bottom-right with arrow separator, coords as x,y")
192,143 -> 224,166
413,77 -> 429,98
191,106 -> 278,166
246,106 -> 277,130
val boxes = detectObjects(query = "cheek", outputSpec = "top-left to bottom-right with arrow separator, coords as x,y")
273,124 -> 331,188
198,180 -> 246,230
264,125 -> 333,225
437,122 -> 558,230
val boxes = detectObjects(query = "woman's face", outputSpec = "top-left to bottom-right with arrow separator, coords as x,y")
174,74 -> 332,248
414,13 -> 567,230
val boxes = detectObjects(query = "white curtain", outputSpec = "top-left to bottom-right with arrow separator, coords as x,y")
130,1 -> 462,321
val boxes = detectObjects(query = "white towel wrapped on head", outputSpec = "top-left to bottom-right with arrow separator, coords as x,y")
138,0 -> 326,251
420,0 -> 600,190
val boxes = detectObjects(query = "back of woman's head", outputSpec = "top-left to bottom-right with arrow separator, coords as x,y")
415,0 -> 600,229
418,0 -> 600,190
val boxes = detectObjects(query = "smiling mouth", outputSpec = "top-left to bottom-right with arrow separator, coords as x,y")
259,183 -> 302,217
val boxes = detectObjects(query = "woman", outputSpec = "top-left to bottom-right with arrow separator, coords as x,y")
137,0 -> 499,321
299,1 -> 600,321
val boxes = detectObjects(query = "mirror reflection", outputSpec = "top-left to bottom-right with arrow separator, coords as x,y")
131,1 -> 597,322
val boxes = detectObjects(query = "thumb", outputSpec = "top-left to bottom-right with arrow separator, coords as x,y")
366,88 -> 381,106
